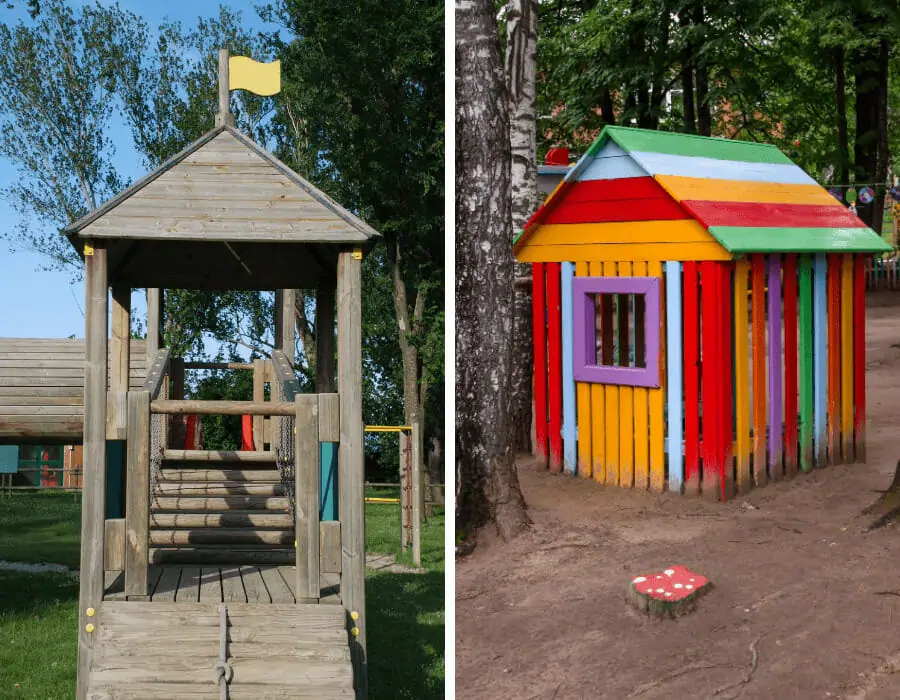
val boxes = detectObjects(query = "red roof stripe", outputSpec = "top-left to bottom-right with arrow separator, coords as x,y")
544,197 -> 689,225
680,200 -> 867,230
564,176 -> 669,203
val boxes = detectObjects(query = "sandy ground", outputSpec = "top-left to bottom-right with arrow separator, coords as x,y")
457,293 -> 900,700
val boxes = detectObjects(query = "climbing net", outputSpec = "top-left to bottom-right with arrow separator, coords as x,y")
149,376 -> 167,494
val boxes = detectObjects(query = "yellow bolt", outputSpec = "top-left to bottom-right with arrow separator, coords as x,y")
350,611 -> 359,621
350,626 -> 359,637
294,540 -> 298,548
86,608 -> 95,617
85,623 -> 95,633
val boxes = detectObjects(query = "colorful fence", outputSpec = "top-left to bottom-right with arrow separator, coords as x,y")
533,253 -> 869,500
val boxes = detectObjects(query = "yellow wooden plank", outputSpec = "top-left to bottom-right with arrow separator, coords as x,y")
648,260 -> 666,493
656,175 -> 838,206
516,241 -> 732,264
733,259 -> 751,494
575,261 -> 592,479
618,261 -> 635,489
603,260 -> 619,487
525,220 -> 715,247
632,262 -> 650,491
589,261 -> 606,483
841,254 -> 854,461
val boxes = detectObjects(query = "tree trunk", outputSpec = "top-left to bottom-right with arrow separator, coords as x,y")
834,46 -> 849,187
505,0 -> 538,455
863,459 -> 900,530
456,0 -> 530,541
680,10 -> 696,134
599,88 -> 616,126
852,30 -> 883,229
872,39 -> 889,234
385,233 -> 425,456
692,3 -> 712,136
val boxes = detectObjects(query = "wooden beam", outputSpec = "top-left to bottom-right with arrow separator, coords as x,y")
124,391 -> 150,599
295,394 -> 320,602
215,48 -> 234,128
146,288 -> 163,356
150,400 -> 294,416
275,288 -> 297,367
253,359 -> 265,450
317,279 -> 336,392
107,284 -> 131,439
103,518 -> 125,571
338,250 -> 366,698
76,241 -> 108,700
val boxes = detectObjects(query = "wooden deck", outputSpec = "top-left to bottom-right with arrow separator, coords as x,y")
104,566 -> 341,605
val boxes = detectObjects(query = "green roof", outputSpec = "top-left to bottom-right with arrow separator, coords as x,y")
709,226 -> 893,254
587,126 -> 794,164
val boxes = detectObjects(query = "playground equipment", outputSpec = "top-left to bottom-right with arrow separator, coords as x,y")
517,126 -> 891,501
1,50 -> 378,699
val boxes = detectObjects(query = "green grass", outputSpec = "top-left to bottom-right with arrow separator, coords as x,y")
0,490 -> 444,699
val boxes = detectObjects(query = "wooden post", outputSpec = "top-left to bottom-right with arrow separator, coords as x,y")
411,421 -> 422,568
76,241 -> 108,700
275,288 -> 297,367
317,281 -> 336,392
253,359 -> 265,450
295,394 -> 321,602
108,284 -> 131,440
146,288 -> 163,357
338,250 -> 366,699
124,391 -> 150,599
215,48 -> 234,128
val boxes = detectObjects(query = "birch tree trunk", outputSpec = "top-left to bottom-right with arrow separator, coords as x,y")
456,0 -> 530,540
505,0 -> 539,455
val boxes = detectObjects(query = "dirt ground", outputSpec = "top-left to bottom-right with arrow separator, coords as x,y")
457,292 -> 900,700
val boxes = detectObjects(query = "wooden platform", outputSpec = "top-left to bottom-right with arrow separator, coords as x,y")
104,566 -> 341,604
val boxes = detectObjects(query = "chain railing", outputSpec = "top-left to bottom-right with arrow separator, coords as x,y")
272,377 -> 296,519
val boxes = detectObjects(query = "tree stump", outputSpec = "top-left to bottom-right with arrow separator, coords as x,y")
628,565 -> 711,619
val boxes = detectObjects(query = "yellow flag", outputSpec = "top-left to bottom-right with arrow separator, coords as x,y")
229,56 -> 281,96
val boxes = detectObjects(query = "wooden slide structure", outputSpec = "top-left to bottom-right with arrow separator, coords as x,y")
1,50 -> 379,699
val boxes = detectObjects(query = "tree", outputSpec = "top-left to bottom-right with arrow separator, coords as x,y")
456,0 -> 530,541
262,0 -> 445,473
505,0 -> 539,455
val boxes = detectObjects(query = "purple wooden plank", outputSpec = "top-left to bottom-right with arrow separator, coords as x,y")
768,255 -> 783,472
572,276 -> 661,388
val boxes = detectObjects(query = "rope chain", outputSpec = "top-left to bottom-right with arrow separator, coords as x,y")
214,602 -> 233,699
149,377 -> 167,494
273,380 -> 296,519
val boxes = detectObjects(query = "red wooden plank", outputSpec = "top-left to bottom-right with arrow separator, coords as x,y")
681,200 -> 867,230
564,177 -> 671,204
701,261 -> 722,499
720,262 -> 734,501
546,262 -> 563,473
522,180 -> 575,233
683,261 -> 701,495
532,263 -> 548,461
544,197 -> 689,225
783,254 -> 799,477
853,254 -> 867,461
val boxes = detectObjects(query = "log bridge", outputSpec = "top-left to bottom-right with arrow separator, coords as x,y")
1,54 -> 379,699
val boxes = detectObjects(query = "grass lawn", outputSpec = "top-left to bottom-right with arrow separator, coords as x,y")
0,490 -> 445,700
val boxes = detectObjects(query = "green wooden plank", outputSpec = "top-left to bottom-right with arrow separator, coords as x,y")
710,226 -> 892,254
798,256 -> 814,473
597,126 -> 792,164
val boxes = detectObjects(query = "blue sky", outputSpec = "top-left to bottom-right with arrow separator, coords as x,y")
0,1 -> 278,339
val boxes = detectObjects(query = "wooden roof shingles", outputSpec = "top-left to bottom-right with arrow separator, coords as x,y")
515,126 -> 891,260
63,126 -> 380,246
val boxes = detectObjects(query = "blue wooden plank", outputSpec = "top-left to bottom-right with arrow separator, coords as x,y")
561,262 -> 577,475
629,151 -> 818,185
665,261 -> 684,491
579,155 -> 649,182
0,446 -> 18,474
813,253 -> 828,465
320,442 -> 338,520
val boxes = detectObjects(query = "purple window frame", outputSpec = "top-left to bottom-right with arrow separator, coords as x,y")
572,276 -> 661,388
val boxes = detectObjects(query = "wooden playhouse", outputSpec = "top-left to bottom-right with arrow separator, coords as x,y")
515,127 -> 892,500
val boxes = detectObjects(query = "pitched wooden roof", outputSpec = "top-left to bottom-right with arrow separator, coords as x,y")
515,127 -> 891,261
64,126 -> 380,244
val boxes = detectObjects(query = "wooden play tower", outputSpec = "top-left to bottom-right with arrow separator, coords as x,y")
3,51 -> 376,699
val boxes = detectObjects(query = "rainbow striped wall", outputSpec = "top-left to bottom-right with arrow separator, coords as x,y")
532,253 -> 869,500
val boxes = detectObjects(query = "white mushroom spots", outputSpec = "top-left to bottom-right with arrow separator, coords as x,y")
633,576 -> 647,584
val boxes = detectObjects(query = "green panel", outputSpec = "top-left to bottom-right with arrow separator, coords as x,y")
320,442 -> 338,521
603,126 -> 793,164
710,226 -> 893,254
106,441 -> 125,519
0,446 -> 17,474
798,257 -> 814,473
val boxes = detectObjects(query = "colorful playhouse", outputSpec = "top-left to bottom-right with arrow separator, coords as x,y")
515,127 -> 892,500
